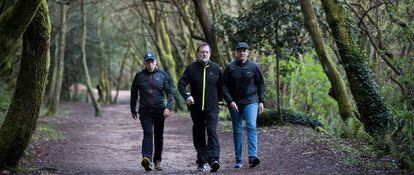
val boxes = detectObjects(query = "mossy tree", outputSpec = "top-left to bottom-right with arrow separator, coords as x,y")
97,16 -> 112,104
299,0 -> 362,137
0,0 -> 42,64
0,0 -> 50,170
45,2 -> 68,116
145,1 -> 185,110
79,0 -> 101,117
320,0 -> 395,140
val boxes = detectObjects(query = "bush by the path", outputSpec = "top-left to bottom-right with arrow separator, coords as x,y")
258,109 -> 324,130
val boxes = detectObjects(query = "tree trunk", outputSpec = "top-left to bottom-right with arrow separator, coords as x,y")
45,37 -> 59,105
321,0 -> 395,139
97,16 -> 111,104
145,2 -> 185,111
113,47 -> 129,103
192,0 -> 224,66
0,0 -> 50,169
80,0 -> 101,117
0,0 -> 42,64
46,3 -> 68,116
300,0 -> 357,123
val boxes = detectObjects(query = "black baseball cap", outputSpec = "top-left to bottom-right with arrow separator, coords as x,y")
144,51 -> 157,61
235,42 -> 249,50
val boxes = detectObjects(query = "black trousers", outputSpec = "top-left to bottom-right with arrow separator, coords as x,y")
189,109 -> 220,165
139,109 -> 165,162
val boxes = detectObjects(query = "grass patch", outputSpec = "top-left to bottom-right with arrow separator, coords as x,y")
32,122 -> 65,141
321,137 -> 397,170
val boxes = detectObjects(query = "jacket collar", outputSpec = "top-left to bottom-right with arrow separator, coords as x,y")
236,59 -> 249,66
143,67 -> 159,74
198,59 -> 210,67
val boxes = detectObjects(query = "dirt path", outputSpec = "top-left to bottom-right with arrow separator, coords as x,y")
19,91 -> 403,174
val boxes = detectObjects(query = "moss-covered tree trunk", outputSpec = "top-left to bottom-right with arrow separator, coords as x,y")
46,3 -> 68,116
0,0 -> 50,169
192,0 -> 224,66
300,0 -> 359,128
145,2 -> 185,110
0,0 -> 42,64
97,16 -> 111,104
80,0 -> 101,117
320,0 -> 395,139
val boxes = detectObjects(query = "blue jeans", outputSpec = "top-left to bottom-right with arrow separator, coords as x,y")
229,103 -> 258,162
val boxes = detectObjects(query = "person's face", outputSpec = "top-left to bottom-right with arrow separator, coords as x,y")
197,45 -> 211,63
145,59 -> 157,72
236,49 -> 249,62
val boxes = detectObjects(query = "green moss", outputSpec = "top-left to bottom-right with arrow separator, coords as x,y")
321,0 -> 395,140
258,109 -> 324,130
0,81 -> 12,126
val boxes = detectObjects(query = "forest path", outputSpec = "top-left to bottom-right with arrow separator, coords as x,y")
20,91 -> 380,174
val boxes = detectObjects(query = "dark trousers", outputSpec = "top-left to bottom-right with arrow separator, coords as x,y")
139,109 -> 165,162
190,109 -> 220,165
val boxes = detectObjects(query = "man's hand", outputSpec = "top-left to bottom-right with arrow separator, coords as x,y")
186,96 -> 195,105
258,102 -> 264,115
218,104 -> 225,110
132,113 -> 139,120
230,101 -> 239,112
163,109 -> 170,119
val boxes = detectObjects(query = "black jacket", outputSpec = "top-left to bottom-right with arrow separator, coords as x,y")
223,59 -> 265,106
178,60 -> 224,111
130,68 -> 174,114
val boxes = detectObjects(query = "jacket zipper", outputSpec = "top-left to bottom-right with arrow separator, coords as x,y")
149,74 -> 153,106
202,64 -> 209,110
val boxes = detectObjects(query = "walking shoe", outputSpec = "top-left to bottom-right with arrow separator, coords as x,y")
249,157 -> 260,168
141,157 -> 152,171
197,163 -> 207,172
210,160 -> 220,172
233,160 -> 243,168
154,160 -> 162,171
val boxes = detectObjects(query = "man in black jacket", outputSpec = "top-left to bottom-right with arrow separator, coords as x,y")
130,51 -> 174,171
178,42 -> 223,172
223,42 -> 265,168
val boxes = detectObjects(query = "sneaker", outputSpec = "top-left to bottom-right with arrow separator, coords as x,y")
197,163 -> 207,172
141,157 -> 152,171
154,160 -> 162,171
233,160 -> 243,168
249,157 -> 260,168
210,160 -> 220,172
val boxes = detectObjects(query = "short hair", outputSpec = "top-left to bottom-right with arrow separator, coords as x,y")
196,42 -> 211,53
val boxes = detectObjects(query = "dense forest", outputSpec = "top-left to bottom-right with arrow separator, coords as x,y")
0,0 -> 413,172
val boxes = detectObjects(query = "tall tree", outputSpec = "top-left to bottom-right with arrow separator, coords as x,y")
97,16 -> 112,104
80,0 -> 101,116
0,0 -> 42,64
299,0 -> 360,136
192,0 -> 224,66
320,0 -> 395,139
46,2 -> 68,116
145,1 -> 185,110
113,46 -> 130,103
0,0 -> 50,169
